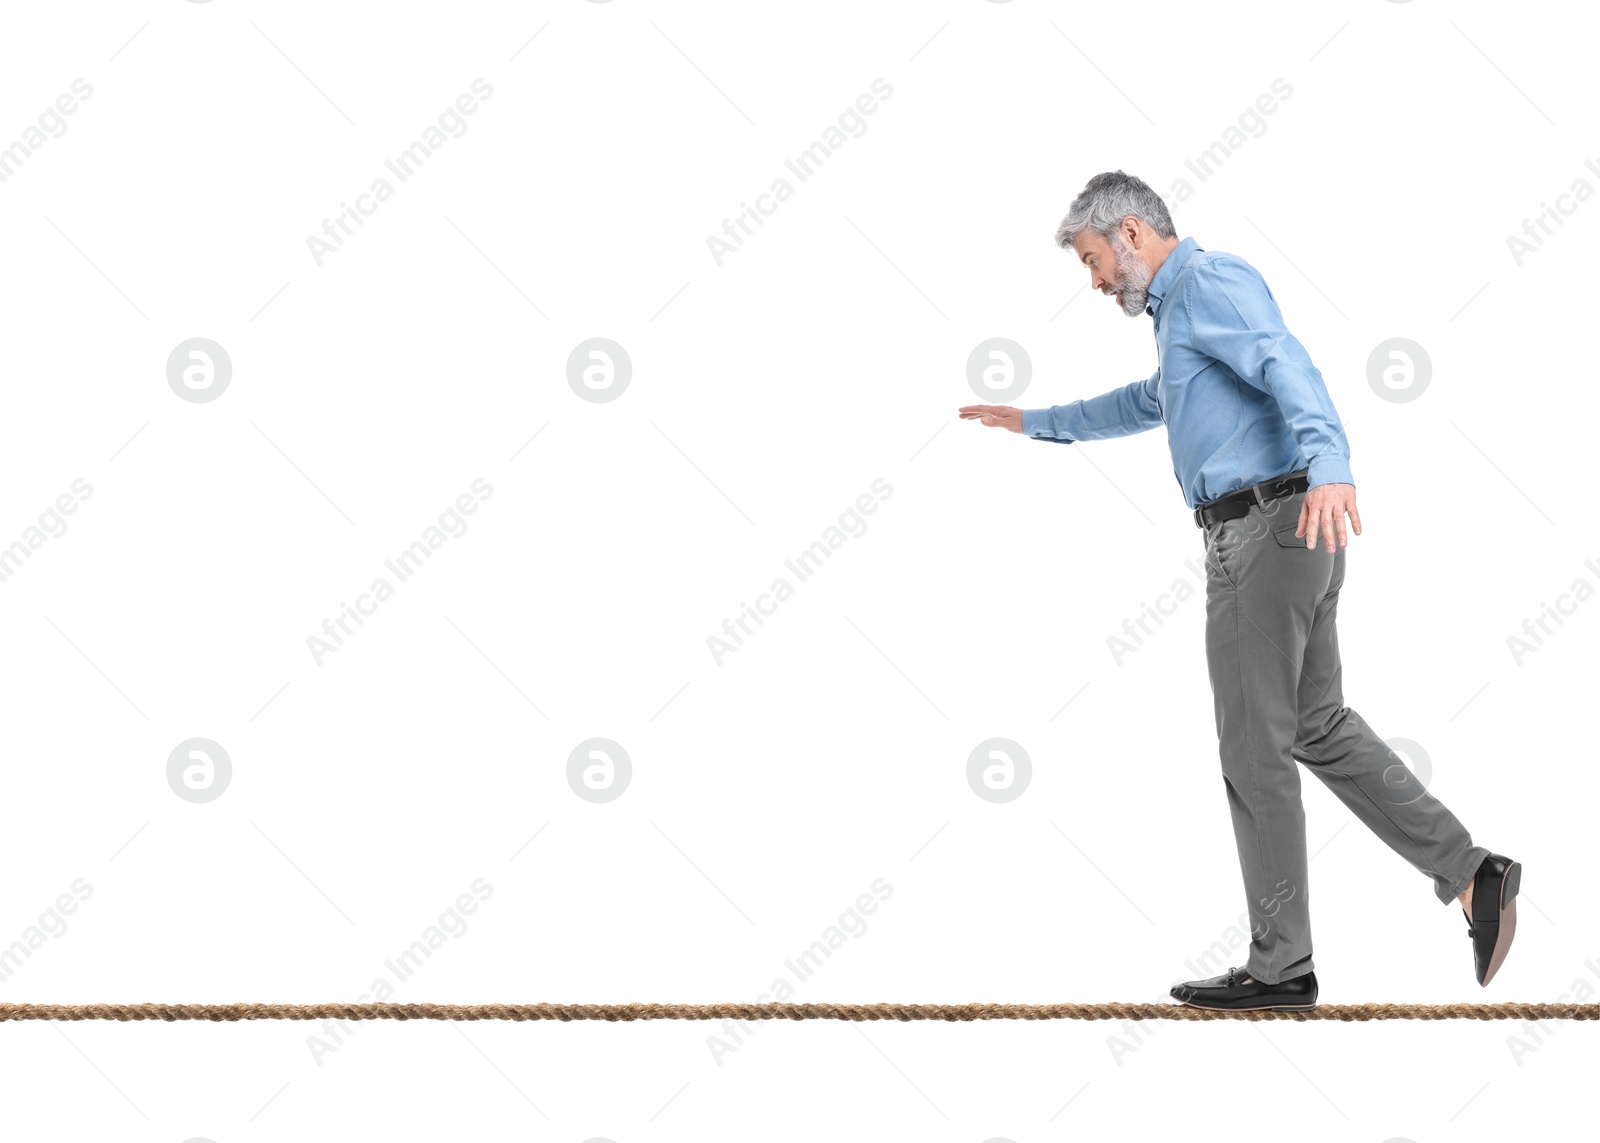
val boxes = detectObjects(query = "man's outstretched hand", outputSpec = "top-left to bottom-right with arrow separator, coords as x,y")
960,403 -> 1359,551
959,405 -> 1023,432
1299,482 -> 1361,552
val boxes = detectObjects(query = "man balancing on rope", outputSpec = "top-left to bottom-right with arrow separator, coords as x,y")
958,170 -> 1521,1011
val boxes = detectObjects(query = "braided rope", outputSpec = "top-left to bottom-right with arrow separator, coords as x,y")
2,1001 -> 1595,1023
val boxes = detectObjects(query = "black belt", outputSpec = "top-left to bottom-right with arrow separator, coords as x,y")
1192,471 -> 1309,529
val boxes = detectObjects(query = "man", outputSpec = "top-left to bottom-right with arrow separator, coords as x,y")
959,170 -> 1520,1011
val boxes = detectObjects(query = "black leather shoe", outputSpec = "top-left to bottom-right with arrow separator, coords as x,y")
1169,965 -> 1317,1011
1463,853 -> 1521,987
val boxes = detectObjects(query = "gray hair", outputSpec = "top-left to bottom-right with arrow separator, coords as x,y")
1055,170 -> 1176,249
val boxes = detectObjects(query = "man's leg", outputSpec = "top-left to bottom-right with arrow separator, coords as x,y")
1201,497 -> 1332,986
1291,540 -> 1492,906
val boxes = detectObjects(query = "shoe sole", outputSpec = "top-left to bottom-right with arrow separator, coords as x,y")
1172,988 -> 1317,1013
1480,860 -> 1521,987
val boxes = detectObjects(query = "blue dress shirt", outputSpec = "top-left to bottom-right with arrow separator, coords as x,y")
1021,236 -> 1354,509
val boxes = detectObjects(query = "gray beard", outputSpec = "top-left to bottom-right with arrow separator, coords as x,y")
1113,243 -> 1153,317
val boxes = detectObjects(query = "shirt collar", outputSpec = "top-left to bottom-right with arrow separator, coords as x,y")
1145,235 -> 1202,320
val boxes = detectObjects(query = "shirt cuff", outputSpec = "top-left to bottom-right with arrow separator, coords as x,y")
1021,408 -> 1067,441
1307,453 -> 1354,488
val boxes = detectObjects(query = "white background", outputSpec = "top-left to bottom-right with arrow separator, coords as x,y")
0,0 -> 1595,1138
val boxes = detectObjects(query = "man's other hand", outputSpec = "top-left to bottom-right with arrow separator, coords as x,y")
959,405 -> 1023,432
1298,482 -> 1361,552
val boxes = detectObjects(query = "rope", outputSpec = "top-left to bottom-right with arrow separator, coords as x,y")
3,1001 -> 1597,1023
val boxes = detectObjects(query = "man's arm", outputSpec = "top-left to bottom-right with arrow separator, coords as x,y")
1181,256 -> 1360,551
1180,257 -> 1353,489
1018,369 -> 1163,444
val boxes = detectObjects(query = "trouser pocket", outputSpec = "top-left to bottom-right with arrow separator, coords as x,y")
1202,519 -> 1243,590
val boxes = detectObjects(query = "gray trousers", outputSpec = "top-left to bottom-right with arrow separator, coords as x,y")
1199,472 -> 1491,985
